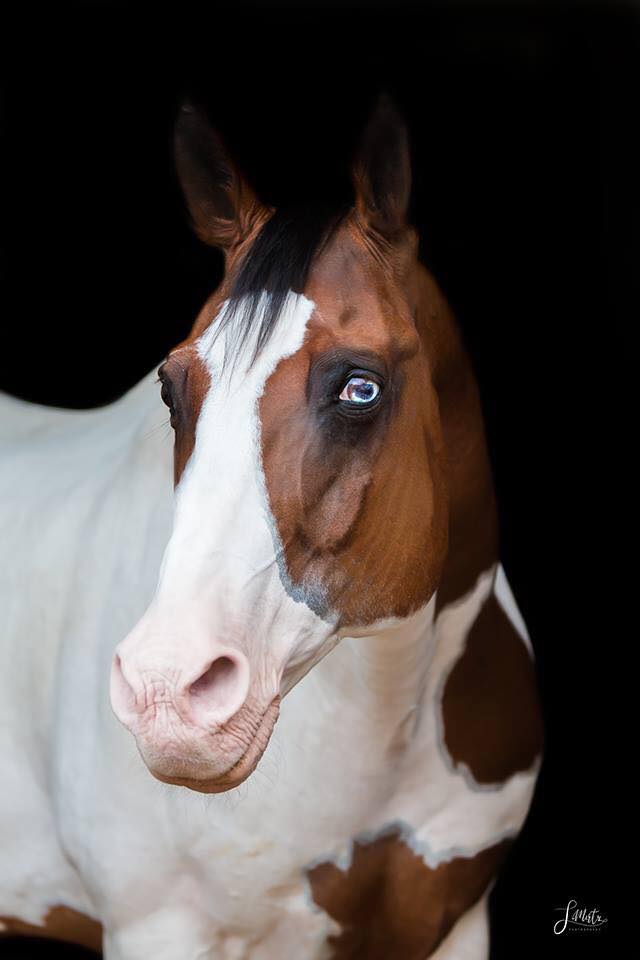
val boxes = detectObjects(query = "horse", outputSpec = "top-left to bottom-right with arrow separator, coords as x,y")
0,96 -> 542,959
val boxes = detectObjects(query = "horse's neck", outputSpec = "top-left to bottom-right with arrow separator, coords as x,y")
332,598 -> 438,730
60,369 -> 176,651
2,371 -> 174,741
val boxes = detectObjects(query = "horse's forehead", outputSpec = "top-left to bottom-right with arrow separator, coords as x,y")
168,293 -> 315,484
309,233 -> 404,313
303,247 -> 415,362
176,291 -> 313,380
171,231 -> 413,485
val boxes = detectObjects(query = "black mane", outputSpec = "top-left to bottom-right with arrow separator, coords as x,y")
217,203 -> 349,367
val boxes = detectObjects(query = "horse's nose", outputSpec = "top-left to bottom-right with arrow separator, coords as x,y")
110,646 -> 251,731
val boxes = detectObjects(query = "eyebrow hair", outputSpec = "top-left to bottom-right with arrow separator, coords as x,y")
217,202 -> 349,368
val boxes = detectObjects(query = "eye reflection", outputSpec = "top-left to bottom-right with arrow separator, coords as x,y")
339,376 -> 381,405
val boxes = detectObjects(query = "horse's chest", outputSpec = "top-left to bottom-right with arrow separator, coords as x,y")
128,739 -> 512,960
125,775 -> 505,960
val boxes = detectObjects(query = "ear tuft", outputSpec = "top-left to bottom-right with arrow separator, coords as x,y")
174,101 -> 265,250
352,94 -> 412,237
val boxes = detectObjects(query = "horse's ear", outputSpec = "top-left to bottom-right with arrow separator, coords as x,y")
352,95 -> 411,237
174,102 -> 266,251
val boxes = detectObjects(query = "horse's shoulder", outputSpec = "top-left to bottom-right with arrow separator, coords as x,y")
306,824 -> 509,959
439,565 -> 543,786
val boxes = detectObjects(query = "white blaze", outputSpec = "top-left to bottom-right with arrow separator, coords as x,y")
146,292 -> 338,696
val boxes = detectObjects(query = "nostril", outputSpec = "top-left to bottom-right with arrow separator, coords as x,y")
188,653 -> 249,727
190,656 -> 235,699
110,653 -> 138,722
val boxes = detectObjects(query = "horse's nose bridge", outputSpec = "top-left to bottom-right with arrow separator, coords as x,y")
155,533 -> 279,630
161,398 -> 277,601
202,547 -> 277,599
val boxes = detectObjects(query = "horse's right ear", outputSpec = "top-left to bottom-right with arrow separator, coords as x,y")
174,103 -> 267,251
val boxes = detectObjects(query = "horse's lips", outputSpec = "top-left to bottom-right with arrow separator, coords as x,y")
149,697 -> 281,794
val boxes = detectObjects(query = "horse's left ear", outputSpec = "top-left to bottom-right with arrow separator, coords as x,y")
352,95 -> 411,237
174,102 -> 267,251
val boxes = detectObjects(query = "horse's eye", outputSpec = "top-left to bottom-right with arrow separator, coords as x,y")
160,380 -> 174,410
339,375 -> 381,405
158,367 -> 177,426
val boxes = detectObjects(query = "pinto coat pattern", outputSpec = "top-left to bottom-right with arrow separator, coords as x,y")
0,98 -> 542,958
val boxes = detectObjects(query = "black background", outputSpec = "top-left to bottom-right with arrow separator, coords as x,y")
1,0 -> 634,957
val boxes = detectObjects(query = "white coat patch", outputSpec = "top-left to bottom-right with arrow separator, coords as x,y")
140,293 -> 340,705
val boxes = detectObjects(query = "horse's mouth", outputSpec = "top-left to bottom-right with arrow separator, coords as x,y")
146,696 -> 281,794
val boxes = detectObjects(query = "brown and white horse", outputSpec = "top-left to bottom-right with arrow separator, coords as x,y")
0,98 -> 542,958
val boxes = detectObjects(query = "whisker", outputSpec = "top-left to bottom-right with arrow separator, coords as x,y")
140,416 -> 172,444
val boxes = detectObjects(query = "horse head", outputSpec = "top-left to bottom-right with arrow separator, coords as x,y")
110,97 -> 449,792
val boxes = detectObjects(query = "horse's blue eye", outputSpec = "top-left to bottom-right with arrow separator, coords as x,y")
339,376 -> 381,405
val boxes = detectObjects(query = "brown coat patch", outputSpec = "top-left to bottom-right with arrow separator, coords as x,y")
0,906 -> 102,953
307,827 -> 510,959
442,591 -> 543,783
259,225 -> 449,627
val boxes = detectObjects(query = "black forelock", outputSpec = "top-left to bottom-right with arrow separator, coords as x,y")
216,203 -> 350,368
